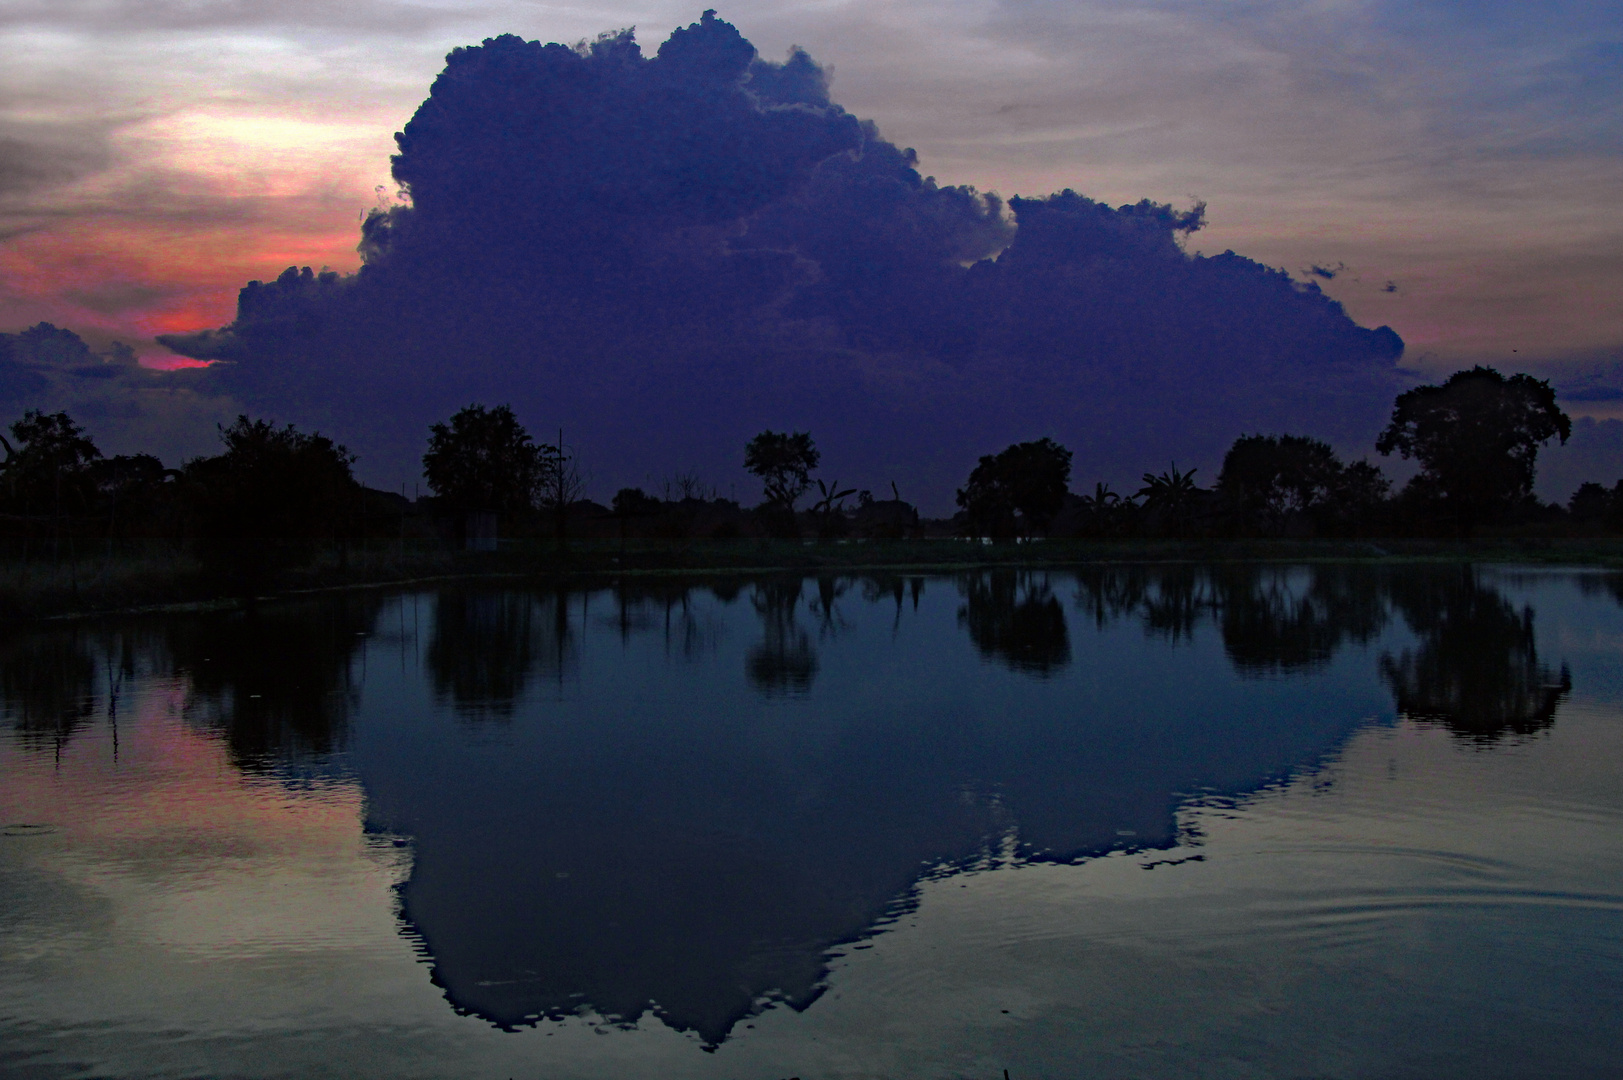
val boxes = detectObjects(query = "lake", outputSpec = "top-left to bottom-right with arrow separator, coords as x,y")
3,564 -> 1622,1079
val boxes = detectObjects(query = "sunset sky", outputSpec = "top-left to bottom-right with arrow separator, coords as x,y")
3,0 -> 1617,379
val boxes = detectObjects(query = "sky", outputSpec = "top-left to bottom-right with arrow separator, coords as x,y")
3,0 -> 1618,369
1,0 -> 1621,498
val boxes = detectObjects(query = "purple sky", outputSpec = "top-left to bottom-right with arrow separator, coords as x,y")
2,1 -> 1620,489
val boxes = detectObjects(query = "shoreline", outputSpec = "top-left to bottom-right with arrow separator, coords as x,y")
8,536 -> 1623,627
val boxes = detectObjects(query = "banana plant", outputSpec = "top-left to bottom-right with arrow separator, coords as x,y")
1137,464 -> 1202,536
811,478 -> 857,516
1080,481 -> 1120,512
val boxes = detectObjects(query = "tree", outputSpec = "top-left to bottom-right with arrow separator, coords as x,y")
91,453 -> 174,538
183,416 -> 358,583
423,405 -> 545,514
1136,463 -> 1202,537
744,430 -> 820,511
1324,459 -> 1392,535
956,438 -> 1073,537
1075,481 -> 1132,538
612,487 -> 662,517
0,410 -> 102,515
1376,367 -> 1570,533
1216,434 -> 1389,536
535,432 -> 584,541
1217,434 -> 1341,534
1568,482 -> 1612,527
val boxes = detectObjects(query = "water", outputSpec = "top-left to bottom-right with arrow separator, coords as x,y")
2,565 -> 1621,1078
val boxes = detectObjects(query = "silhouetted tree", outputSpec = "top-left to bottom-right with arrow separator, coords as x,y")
423,404 -> 545,514
1069,481 -> 1134,537
1568,481 -> 1613,528
0,410 -> 101,516
809,478 -> 857,537
1136,463 -> 1202,537
744,430 -> 820,512
1322,459 -> 1393,535
956,437 -> 1073,537
536,432 -> 585,541
91,453 -> 174,538
1376,367 -> 1570,534
183,416 -> 358,584
612,487 -> 661,516
1217,434 -> 1389,536
1217,434 -> 1341,535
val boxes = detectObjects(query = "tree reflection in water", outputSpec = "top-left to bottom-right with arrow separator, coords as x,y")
1215,565 -> 1388,677
957,570 -> 1070,675
747,578 -> 818,695
168,596 -> 383,767
859,573 -> 927,636
0,626 -> 101,755
427,590 -> 577,719
1381,566 -> 1570,742
1074,563 -> 1569,741
604,580 -> 725,662
0,565 -> 1581,1051
0,598 -> 382,768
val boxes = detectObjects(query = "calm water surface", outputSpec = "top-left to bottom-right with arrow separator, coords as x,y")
3,565 -> 1622,1078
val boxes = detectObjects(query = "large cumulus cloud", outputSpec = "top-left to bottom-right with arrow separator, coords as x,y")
161,11 -> 1405,508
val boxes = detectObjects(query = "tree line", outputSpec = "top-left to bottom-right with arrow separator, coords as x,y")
956,366 -> 1588,539
0,365 -> 1614,559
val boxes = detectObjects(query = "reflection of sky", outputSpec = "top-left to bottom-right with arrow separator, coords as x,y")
2,572 -> 1622,1075
1,0 -> 1619,374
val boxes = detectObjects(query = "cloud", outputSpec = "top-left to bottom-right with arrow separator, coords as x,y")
0,322 -> 236,465
0,125 -> 113,199
4,0 -> 1618,388
0,0 -> 497,36
154,13 -> 1405,507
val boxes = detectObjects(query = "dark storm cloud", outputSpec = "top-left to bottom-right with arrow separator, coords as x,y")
160,12 -> 1406,508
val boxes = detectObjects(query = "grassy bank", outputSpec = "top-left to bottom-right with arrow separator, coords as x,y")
7,535 -> 1623,625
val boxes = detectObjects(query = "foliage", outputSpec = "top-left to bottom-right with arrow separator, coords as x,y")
1217,434 -> 1389,536
809,478 -> 857,538
612,487 -> 662,516
1136,463 -> 1203,537
1326,459 -> 1393,535
744,430 -> 820,511
92,453 -> 174,536
956,437 -> 1073,537
424,405 -> 546,514
1376,367 -> 1570,533
183,417 -> 358,583
0,410 -> 102,514
1070,481 -> 1134,538
535,436 -> 584,539
1217,435 -> 1340,531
